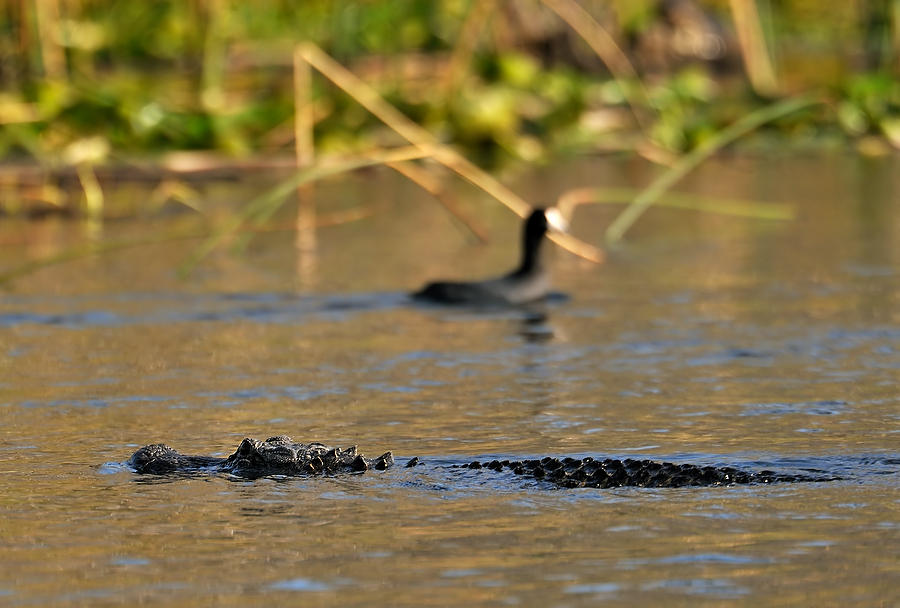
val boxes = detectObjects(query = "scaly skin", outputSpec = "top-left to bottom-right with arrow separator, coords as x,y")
129,436 -> 393,478
129,437 -> 837,487
456,456 -> 837,488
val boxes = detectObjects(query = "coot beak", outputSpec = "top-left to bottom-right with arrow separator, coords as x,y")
544,207 -> 569,233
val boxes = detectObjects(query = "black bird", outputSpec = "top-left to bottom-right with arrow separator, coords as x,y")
411,207 -> 568,306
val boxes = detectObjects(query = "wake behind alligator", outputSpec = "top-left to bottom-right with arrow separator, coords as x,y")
128,436 -> 838,488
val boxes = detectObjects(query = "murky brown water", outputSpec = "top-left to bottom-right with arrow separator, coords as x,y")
1,153 -> 898,606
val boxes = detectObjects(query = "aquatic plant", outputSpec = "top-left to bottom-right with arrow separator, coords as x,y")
0,0 -> 896,282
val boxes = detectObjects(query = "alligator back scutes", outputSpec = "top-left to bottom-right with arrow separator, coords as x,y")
459,457 -> 838,488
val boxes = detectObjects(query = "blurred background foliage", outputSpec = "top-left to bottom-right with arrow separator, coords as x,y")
1,0 -> 898,170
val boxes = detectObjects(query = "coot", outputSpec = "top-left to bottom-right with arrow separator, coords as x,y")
412,207 -> 568,305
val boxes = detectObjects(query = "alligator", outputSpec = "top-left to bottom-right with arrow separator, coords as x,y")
128,435 -> 837,488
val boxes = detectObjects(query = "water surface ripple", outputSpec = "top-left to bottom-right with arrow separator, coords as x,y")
1,155 -> 898,607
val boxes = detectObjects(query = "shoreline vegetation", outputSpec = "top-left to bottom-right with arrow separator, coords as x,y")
0,1 -> 897,281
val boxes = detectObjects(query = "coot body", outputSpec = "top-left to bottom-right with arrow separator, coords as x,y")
412,207 -> 567,306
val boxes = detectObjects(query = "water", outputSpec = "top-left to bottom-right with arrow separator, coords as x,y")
1,153 -> 898,606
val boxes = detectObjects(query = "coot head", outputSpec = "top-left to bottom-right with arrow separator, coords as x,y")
526,207 -> 568,237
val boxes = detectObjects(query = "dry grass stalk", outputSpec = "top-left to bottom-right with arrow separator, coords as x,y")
181,145 -> 436,274
34,0 -> 65,79
293,46 -> 315,168
557,186 -> 794,221
0,205 -> 379,286
201,0 -> 227,111
728,0 -> 779,96
297,42 -> 605,264
76,163 -> 103,224
540,0 -> 653,132
293,44 -> 317,266
149,180 -> 204,214
444,0 -> 497,95
386,161 -> 490,243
